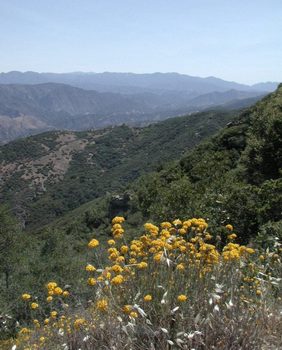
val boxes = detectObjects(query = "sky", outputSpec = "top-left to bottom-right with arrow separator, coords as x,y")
0,0 -> 282,84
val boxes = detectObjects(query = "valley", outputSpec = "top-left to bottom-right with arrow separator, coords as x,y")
0,72 -> 273,143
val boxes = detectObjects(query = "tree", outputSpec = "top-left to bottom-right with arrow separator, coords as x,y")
0,205 -> 19,289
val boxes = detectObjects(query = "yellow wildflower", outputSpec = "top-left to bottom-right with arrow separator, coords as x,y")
144,294 -> 152,302
74,318 -> 86,329
111,264 -> 123,273
179,228 -> 186,235
137,261 -> 148,269
153,252 -> 163,263
30,302 -> 39,310
46,282 -> 57,290
116,256 -> 125,263
33,319 -> 40,328
54,287 -> 63,295
96,298 -> 108,311
22,293 -> 31,301
120,245 -> 129,254
112,216 -> 125,224
123,305 -> 132,314
85,264 -> 96,272
176,263 -> 185,271
173,219 -> 182,226
228,233 -> 237,240
161,222 -> 172,229
50,311 -> 57,318
177,294 -> 187,302
88,238 -> 99,248
111,274 -> 124,285
88,277 -> 97,286
205,233 -> 213,240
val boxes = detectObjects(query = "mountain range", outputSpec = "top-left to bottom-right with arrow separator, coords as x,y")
0,71 -> 278,94
0,71 -> 278,143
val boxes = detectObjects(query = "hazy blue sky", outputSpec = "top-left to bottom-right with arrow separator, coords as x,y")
0,0 -> 281,84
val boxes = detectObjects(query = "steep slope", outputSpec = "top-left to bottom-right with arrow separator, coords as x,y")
0,109 -> 236,229
131,85 -> 282,241
187,89 -> 264,108
46,85 -> 282,244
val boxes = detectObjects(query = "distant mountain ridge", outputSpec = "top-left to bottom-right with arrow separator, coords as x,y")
0,71 -> 278,94
0,71 -> 277,143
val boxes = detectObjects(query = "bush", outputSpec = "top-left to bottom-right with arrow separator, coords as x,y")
10,217 -> 282,350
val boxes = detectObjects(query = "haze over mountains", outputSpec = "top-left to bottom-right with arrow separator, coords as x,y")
0,71 -> 278,94
0,71 -> 278,143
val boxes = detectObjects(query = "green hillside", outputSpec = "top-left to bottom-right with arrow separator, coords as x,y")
0,109 -> 236,229
133,84 -> 282,241
45,85 -> 282,245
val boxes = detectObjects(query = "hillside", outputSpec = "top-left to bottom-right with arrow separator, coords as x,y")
45,85 -> 282,244
1,84 -> 280,237
131,84 -> 282,241
0,109 -> 236,229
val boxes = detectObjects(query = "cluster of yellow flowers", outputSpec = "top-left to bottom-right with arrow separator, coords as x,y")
82,216 -> 257,317
46,281 -> 69,299
111,216 -> 125,239
83,217 -> 257,291
21,279 -> 71,337
15,215 -> 278,350
222,243 -> 255,261
21,293 -> 39,310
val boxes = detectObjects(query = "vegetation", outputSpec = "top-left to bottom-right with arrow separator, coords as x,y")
0,109 -> 235,229
2,217 -> 281,349
0,86 -> 281,348
131,84 -> 282,242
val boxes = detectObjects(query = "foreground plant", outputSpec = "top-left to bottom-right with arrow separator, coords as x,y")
9,217 -> 282,349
